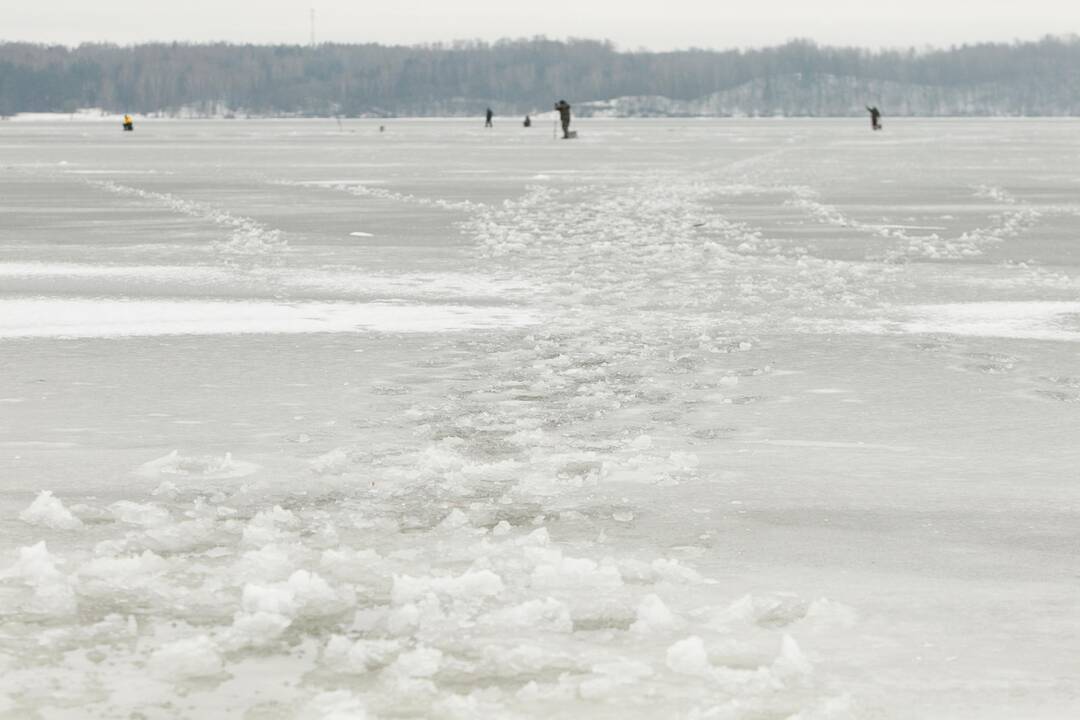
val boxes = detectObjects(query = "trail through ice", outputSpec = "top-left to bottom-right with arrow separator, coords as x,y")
3,121 -> 1080,719
90,180 -> 289,258
1,167 -> 874,720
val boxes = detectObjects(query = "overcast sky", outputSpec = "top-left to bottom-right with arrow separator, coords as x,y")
4,0 -> 1079,50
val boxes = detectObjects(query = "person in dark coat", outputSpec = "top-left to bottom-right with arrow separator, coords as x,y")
485,108 -> 493,127
866,106 -> 882,131
554,100 -> 571,139
524,115 -> 532,128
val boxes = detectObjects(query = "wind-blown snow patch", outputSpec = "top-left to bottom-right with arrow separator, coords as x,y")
0,298 -> 537,338
811,302 -> 1080,342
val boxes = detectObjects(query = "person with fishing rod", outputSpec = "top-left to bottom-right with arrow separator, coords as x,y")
866,105 -> 882,131
554,100 -> 572,139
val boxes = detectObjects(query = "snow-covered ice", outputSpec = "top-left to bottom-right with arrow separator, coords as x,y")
1,118 -> 1078,719
0,298 -> 536,338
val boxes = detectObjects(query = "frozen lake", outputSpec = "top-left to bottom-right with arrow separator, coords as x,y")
1,118 -> 1078,719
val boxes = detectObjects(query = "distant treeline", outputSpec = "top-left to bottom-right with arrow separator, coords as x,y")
2,36 -> 1080,117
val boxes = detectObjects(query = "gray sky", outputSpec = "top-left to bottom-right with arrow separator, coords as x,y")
5,0 -> 1079,50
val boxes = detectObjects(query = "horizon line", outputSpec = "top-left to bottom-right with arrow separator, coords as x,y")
3,32 -> 1079,55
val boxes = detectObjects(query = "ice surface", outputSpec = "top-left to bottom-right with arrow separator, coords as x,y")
1,118 -> 1078,719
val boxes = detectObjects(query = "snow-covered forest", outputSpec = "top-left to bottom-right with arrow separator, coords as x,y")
2,36 -> 1080,117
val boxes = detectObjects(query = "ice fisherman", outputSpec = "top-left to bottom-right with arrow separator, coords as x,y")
554,100 -> 572,139
866,105 -> 882,131
122,114 -> 134,131
485,108 -> 493,127
523,115 -> 532,128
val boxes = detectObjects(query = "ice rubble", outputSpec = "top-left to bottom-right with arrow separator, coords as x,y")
0,542 -> 78,616
302,690 -> 373,720
149,635 -> 224,679
1,158 -> 910,719
136,450 -> 260,480
19,491 -> 83,530
2,456 -> 856,717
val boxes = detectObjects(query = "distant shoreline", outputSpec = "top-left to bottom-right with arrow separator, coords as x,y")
7,113 -> 1080,122
4,38 -> 1080,119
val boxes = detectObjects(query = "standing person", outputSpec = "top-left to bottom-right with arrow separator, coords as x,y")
485,108 -> 493,128
866,105 -> 882,131
554,100 -> 571,139
122,114 -> 134,131
523,115 -> 532,128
